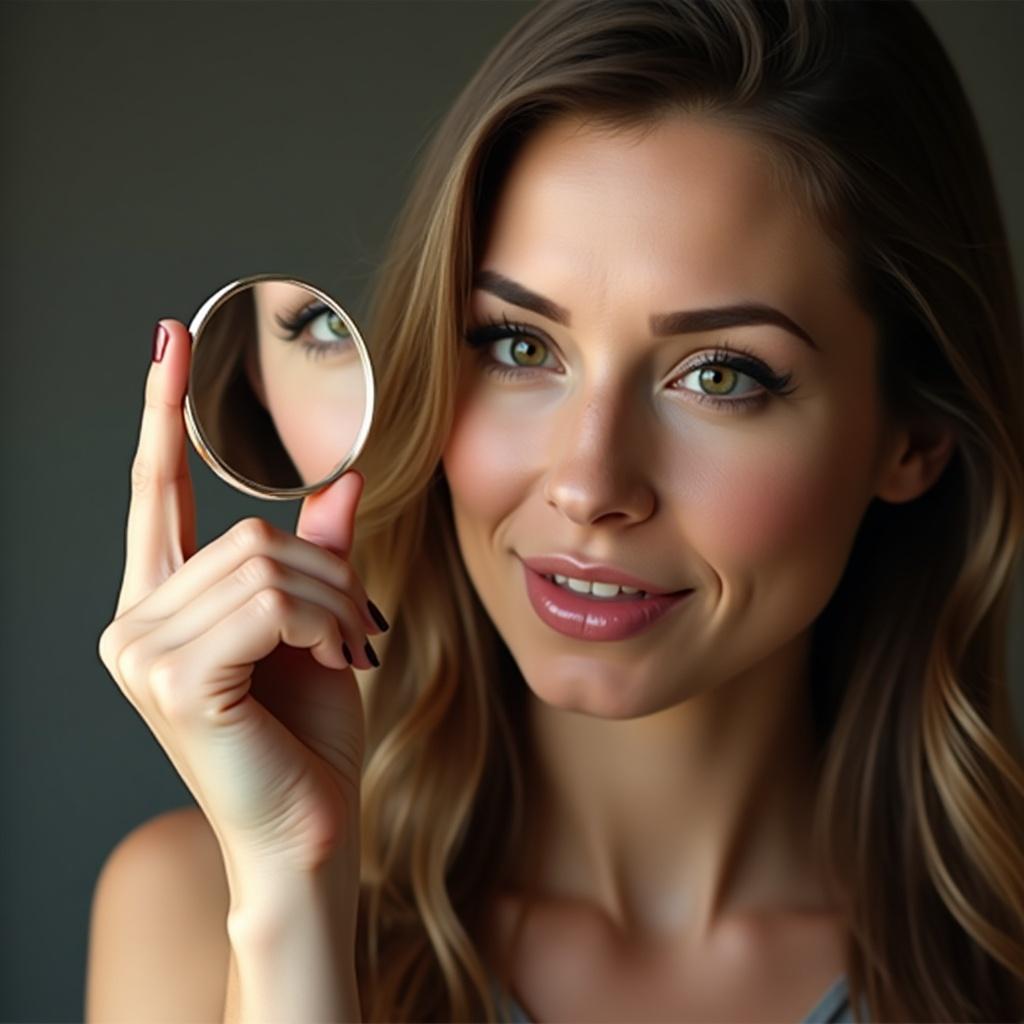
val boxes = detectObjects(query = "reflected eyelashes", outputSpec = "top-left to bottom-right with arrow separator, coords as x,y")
274,300 -> 353,360
462,312 -> 798,413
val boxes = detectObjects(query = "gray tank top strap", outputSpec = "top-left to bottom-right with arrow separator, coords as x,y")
488,971 -> 861,1023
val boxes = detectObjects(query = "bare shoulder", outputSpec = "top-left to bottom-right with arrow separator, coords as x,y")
86,805 -> 230,1023
138,804 -> 224,879
98,804 -> 228,915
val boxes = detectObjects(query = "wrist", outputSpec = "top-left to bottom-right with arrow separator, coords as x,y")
225,850 -> 360,945
224,831 -> 360,929
225,863 -> 363,1024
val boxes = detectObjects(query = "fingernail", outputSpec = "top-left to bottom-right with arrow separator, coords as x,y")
366,599 -> 389,632
364,639 -> 380,668
342,641 -> 353,665
152,322 -> 169,363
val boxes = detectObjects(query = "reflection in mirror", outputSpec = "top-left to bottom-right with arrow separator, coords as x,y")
187,277 -> 370,497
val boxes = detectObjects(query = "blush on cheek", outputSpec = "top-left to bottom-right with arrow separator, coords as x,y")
695,453 -> 844,571
442,399 -> 542,519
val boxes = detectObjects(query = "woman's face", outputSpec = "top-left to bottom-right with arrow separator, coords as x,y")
441,113 -> 897,719
249,281 -> 366,485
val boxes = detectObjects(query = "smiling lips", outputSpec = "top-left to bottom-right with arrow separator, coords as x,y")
521,561 -> 693,641
518,553 -> 686,595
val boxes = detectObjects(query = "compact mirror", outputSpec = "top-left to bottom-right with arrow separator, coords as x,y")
184,274 -> 374,499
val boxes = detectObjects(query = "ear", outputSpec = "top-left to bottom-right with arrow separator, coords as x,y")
244,337 -> 267,409
874,413 -> 957,504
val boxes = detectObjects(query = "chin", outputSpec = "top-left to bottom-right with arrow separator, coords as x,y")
517,657 -> 676,721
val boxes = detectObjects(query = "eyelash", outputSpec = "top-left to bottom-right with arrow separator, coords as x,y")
274,301 -> 351,360
462,313 -> 797,412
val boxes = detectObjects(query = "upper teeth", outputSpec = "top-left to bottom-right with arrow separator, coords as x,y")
547,573 -> 646,598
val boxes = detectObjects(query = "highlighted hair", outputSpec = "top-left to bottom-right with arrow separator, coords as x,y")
329,2 -> 1024,1019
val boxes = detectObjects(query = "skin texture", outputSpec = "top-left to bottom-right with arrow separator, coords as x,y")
248,280 -> 366,486
440,113 -> 954,1016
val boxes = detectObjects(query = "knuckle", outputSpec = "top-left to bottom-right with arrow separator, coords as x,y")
334,590 -> 360,627
97,622 -> 120,672
334,558 -> 356,590
115,637 -> 151,690
130,453 -> 152,496
143,380 -> 178,413
251,586 -> 292,617
235,554 -> 282,590
229,517 -> 276,554
148,656 -> 190,719
317,550 -> 356,592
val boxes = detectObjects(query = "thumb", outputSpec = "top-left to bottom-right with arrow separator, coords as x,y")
294,468 -> 364,561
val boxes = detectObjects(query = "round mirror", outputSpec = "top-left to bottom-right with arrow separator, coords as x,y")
184,274 -> 374,499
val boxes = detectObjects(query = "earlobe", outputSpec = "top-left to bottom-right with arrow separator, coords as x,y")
874,414 -> 957,505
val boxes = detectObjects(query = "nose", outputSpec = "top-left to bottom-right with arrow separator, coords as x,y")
542,385 -> 656,527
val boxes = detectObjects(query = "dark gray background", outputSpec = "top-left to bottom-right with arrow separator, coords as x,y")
1,2 -> 1021,1020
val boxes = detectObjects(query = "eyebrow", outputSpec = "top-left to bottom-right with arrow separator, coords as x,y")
472,269 -> 819,351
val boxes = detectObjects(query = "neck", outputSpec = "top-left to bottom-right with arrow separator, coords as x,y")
522,628 -> 830,945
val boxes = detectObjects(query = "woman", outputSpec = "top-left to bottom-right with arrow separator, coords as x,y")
91,1 -> 1024,1021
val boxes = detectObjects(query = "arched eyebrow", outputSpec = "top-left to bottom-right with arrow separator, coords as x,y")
472,269 -> 820,351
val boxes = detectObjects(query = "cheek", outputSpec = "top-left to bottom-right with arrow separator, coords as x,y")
695,449 -> 830,561
681,415 -> 875,588
443,375 -> 878,598
442,391 -> 540,523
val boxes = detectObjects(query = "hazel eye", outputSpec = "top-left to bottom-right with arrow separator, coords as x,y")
496,334 -> 553,368
274,302 -> 353,360
309,309 -> 350,343
676,362 -> 761,400
463,314 -> 561,379
461,317 -> 797,413
670,346 -> 796,412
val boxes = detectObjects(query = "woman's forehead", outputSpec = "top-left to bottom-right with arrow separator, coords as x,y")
479,115 -> 849,316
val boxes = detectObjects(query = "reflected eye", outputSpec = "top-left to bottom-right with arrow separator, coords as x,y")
274,301 -> 353,360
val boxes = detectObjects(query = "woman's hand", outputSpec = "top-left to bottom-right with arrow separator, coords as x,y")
98,320 -> 384,884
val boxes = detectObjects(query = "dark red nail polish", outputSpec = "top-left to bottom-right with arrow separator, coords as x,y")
367,599 -> 389,632
152,322 -> 169,362
342,641 -> 353,665
364,639 -> 380,668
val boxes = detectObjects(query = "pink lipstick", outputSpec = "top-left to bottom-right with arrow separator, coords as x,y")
521,561 -> 693,641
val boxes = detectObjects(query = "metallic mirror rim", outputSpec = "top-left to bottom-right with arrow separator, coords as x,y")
183,273 -> 376,500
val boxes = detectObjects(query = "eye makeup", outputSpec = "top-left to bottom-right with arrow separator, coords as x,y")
462,312 -> 798,413
273,300 -> 353,361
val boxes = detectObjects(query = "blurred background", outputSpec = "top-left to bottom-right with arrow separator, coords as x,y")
0,2 -> 1021,1019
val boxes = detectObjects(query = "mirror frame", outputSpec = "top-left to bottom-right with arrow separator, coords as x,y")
183,273 -> 376,500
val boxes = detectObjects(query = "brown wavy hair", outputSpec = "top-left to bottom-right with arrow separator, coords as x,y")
190,289 -> 302,489
301,1 -> 1024,1020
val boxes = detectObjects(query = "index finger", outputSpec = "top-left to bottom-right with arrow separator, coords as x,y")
116,319 -> 197,617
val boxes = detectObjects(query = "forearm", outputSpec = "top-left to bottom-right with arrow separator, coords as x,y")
222,864 -> 362,1023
